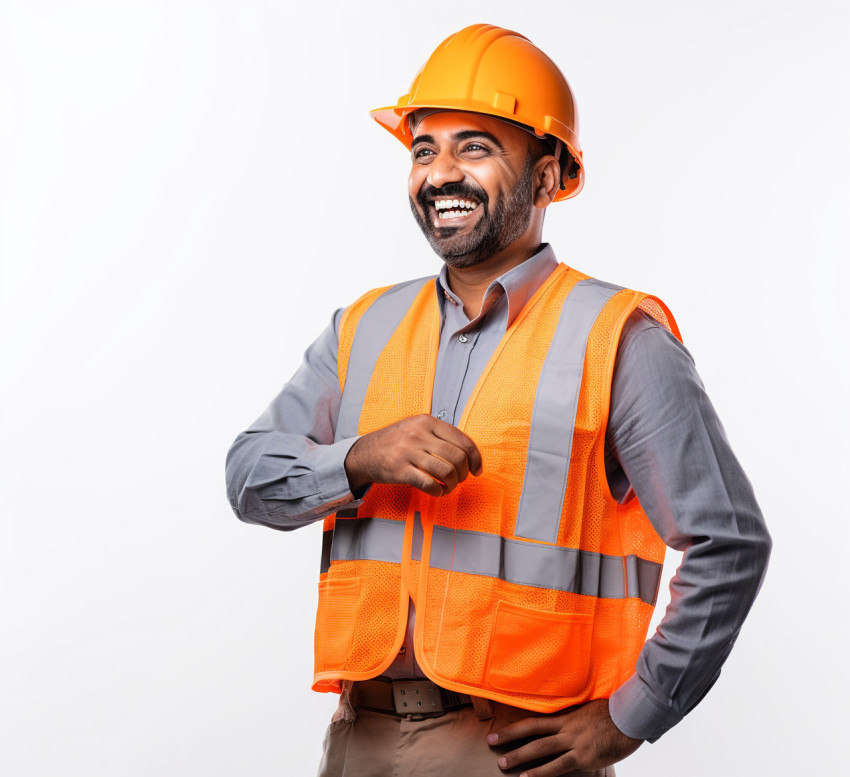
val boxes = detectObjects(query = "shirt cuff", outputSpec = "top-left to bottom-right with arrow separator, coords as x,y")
314,436 -> 361,501
269,437 -> 365,527
608,673 -> 685,743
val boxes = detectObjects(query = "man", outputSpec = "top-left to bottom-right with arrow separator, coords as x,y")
226,24 -> 771,776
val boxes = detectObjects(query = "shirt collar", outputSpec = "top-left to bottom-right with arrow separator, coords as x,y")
436,243 -> 560,329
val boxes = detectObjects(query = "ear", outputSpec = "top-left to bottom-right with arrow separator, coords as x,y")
533,156 -> 561,208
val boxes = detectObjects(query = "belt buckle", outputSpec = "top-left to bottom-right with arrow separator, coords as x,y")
391,680 -> 445,720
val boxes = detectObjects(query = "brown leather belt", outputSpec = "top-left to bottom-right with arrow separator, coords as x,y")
352,679 -> 473,720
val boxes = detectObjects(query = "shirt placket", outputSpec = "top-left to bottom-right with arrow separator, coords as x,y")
432,326 -> 480,426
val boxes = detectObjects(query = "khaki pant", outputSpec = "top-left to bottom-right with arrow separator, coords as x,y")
318,685 -> 615,777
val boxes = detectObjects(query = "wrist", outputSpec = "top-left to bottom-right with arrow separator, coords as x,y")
343,438 -> 369,492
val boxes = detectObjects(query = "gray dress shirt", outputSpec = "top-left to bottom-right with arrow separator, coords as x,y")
225,244 -> 771,742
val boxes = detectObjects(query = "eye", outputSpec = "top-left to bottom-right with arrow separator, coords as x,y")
412,146 -> 435,162
461,142 -> 490,157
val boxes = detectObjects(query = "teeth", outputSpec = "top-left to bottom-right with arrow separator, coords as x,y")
434,199 -> 479,212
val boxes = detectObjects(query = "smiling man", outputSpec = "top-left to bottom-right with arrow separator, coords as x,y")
226,24 -> 771,777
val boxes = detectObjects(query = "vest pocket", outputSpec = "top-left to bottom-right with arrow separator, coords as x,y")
315,577 -> 361,671
485,600 -> 593,698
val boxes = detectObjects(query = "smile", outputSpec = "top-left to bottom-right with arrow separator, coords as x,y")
430,197 -> 481,226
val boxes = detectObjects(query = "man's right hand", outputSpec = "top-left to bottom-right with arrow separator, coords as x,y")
344,414 -> 483,497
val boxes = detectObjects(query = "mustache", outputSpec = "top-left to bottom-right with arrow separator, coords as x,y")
416,182 -> 488,212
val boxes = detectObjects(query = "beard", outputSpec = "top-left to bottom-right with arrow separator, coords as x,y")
409,157 -> 535,269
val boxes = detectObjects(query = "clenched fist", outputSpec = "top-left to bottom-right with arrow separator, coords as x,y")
344,414 -> 483,497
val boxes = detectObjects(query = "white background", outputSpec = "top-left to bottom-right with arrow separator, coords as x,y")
2,1 -> 848,774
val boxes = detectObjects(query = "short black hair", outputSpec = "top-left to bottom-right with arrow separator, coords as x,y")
526,135 -> 579,186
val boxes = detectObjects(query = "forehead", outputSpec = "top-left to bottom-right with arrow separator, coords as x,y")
411,111 -> 530,148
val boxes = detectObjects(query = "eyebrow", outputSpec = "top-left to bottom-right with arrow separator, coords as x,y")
411,134 -> 435,148
453,130 -> 505,150
411,130 -> 506,151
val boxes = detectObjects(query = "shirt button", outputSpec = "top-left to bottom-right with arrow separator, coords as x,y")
436,410 -> 447,420
458,334 -> 469,343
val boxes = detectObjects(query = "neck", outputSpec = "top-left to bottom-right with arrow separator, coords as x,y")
445,233 -> 544,319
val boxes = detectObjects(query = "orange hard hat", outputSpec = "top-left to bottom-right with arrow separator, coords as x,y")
370,24 -> 584,201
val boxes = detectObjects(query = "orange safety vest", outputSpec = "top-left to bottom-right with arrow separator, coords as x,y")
313,263 -> 681,713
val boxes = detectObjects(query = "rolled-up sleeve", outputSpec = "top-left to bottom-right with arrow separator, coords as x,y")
606,311 -> 772,741
225,309 -> 363,530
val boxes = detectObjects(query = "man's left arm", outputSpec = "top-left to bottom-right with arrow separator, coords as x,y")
490,310 -> 772,773
604,311 -> 772,742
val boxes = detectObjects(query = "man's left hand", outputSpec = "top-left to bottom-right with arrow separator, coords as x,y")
486,699 -> 642,776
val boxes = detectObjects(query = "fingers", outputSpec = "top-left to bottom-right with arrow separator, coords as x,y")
431,419 -> 484,476
408,451 -> 461,495
427,438 -> 470,483
488,716 -> 576,776
405,464 -> 446,498
495,735 -> 567,771
508,752 -> 579,777
488,716 -> 562,746
416,442 -> 469,493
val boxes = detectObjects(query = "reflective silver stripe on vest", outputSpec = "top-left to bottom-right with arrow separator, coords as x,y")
411,512 -> 424,561
430,524 -> 661,605
329,517 -> 405,565
335,278 -> 434,442
322,516 -> 660,605
514,279 -> 623,543
320,508 -> 359,574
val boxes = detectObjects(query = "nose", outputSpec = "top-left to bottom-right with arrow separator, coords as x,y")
427,150 -> 465,189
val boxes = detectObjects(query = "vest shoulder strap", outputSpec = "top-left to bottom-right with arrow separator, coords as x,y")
336,277 -> 435,441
